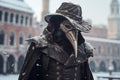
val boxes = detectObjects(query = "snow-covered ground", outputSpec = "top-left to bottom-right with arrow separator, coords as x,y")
0,72 -> 120,80
0,74 -> 18,80
93,72 -> 120,80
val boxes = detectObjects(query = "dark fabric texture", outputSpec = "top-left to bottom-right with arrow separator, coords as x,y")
45,2 -> 92,32
56,2 -> 82,23
18,42 -> 94,80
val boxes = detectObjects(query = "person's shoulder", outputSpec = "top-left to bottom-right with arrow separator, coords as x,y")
26,34 -> 48,48
83,42 -> 94,57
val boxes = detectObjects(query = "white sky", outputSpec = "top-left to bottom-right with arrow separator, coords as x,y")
25,0 -> 113,26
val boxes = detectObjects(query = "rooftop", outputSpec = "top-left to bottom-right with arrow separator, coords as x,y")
85,37 -> 120,44
0,0 -> 33,13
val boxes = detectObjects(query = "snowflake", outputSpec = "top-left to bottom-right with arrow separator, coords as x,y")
22,72 -> 26,76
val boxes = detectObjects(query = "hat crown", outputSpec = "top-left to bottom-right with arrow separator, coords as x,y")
45,2 -> 92,33
56,2 -> 82,20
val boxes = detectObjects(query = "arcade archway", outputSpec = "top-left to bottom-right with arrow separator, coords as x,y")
112,61 -> 117,72
99,61 -> 107,72
6,55 -> 15,74
0,54 -> 4,74
17,55 -> 24,73
89,61 -> 96,72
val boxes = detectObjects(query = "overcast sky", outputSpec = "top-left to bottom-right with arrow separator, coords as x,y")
25,0 -> 114,26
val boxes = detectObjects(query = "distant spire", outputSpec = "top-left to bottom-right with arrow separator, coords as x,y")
110,0 -> 119,15
18,0 -> 24,1
108,0 -> 120,39
41,0 -> 49,21
112,0 -> 119,3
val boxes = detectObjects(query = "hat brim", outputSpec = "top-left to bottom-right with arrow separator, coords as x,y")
45,13 -> 92,33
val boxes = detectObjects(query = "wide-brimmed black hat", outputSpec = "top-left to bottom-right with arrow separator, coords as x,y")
45,2 -> 92,32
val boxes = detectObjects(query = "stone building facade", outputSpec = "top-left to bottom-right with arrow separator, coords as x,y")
0,0 -> 41,74
85,37 -> 120,72
84,0 -> 120,72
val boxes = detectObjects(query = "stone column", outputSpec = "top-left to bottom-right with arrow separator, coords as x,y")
14,61 -> 18,73
27,16 -> 30,27
24,16 -> 27,27
23,15 -> 26,27
3,59 -> 7,74
19,14 -> 21,26
7,12 -> 10,24
13,13 -> 16,24
2,11 -> 5,23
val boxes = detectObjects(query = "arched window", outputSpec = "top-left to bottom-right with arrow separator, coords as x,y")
99,61 -> 107,72
10,13 -> 14,23
4,12 -> 8,22
0,10 -> 2,21
19,32 -> 24,45
20,15 -> 23,25
6,55 -> 15,74
15,14 -> 19,24
0,30 -> 5,45
25,16 -> 28,26
10,32 -> 15,46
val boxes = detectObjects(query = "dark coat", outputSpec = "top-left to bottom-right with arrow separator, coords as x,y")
18,41 -> 94,80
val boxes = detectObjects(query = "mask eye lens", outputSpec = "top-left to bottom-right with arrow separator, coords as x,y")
65,25 -> 71,29
65,25 -> 75,31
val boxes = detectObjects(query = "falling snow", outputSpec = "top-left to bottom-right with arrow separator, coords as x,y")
0,75 -> 18,80
22,72 -> 26,76
11,64 -> 14,67
32,46 -> 35,50
36,63 -> 41,67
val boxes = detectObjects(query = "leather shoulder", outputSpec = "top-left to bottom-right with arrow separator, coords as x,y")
41,44 -> 70,64
84,42 -> 94,57
26,34 -> 48,48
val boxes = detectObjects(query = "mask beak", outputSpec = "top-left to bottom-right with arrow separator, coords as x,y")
60,24 -> 78,58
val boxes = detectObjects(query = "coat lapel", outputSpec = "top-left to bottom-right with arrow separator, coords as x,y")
18,42 -> 42,80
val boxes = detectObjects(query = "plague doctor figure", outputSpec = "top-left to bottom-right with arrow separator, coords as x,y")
19,2 -> 94,80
